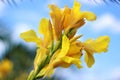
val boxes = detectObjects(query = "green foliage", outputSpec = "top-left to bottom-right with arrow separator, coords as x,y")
0,22 -> 35,80
4,44 -> 35,80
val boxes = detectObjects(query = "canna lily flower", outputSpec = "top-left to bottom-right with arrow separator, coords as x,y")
48,0 -> 96,39
20,0 -> 110,80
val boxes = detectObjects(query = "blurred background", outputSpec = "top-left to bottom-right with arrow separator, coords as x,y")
0,0 -> 120,80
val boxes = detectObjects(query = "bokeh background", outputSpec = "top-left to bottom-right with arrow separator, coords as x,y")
0,0 -> 120,80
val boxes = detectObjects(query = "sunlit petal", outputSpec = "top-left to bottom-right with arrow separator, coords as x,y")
85,36 -> 110,53
57,35 -> 70,58
20,30 -> 40,42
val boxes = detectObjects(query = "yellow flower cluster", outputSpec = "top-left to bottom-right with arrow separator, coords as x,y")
20,0 -> 110,80
0,59 -> 13,79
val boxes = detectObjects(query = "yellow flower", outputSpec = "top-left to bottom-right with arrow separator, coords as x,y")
49,0 -> 96,39
20,0 -> 110,79
0,59 -> 13,79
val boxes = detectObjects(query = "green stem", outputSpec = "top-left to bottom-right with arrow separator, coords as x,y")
27,35 -> 62,80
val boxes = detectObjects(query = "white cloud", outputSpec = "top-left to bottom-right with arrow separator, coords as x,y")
55,68 -> 98,80
0,1 -> 5,17
91,14 -> 120,33
55,67 -> 120,80
110,67 -> 120,80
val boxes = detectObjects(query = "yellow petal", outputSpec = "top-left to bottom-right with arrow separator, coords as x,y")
72,0 -> 96,21
70,35 -> 83,43
64,0 -> 84,33
68,42 -> 82,56
56,61 -> 71,68
83,42 -> 95,67
20,30 -> 40,42
57,35 -> 70,58
71,0 -> 81,21
71,19 -> 85,28
84,52 -> 95,68
55,54 -> 82,68
83,36 -> 110,67
81,12 -> 96,21
63,6 -> 71,29
38,18 -> 49,35
48,5 -> 63,40
82,42 -> 95,67
38,18 -> 53,47
34,48 -> 47,71
61,56 -> 82,68
50,49 -> 61,63
70,52 -> 82,59
85,36 -> 110,53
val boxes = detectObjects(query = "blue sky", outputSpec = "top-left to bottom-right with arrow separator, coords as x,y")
0,0 -> 120,80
